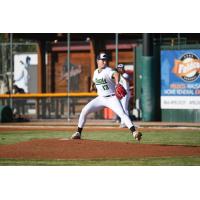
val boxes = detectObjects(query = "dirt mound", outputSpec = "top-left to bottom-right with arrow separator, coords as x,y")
0,139 -> 200,160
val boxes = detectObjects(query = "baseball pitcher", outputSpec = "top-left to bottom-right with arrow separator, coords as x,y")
71,53 -> 142,141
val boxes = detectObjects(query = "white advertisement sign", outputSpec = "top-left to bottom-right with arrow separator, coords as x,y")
161,96 -> 200,109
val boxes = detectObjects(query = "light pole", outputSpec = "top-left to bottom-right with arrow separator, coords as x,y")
115,33 -> 119,67
67,33 -> 70,121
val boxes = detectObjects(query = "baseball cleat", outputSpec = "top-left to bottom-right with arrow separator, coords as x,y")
71,132 -> 81,139
132,131 -> 142,142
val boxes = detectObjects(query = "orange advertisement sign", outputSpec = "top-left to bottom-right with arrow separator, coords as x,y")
173,59 -> 200,79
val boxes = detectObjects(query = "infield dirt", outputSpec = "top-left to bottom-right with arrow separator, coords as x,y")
0,139 -> 200,160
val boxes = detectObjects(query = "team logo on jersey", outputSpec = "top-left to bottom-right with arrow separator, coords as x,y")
95,78 -> 107,85
172,53 -> 200,82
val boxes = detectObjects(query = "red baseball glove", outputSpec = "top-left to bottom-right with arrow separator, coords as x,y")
115,84 -> 127,100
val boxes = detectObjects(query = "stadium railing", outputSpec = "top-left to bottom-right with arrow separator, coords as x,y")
0,92 -> 98,119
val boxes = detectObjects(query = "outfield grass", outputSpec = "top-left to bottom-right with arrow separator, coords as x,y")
0,156 -> 200,166
0,129 -> 200,165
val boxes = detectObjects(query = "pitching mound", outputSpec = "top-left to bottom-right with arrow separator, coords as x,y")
0,139 -> 200,160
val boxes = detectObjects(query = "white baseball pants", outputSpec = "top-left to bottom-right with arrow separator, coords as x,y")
78,95 -> 134,129
120,94 -> 130,125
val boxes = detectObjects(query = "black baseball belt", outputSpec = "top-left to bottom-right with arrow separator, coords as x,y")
104,94 -> 115,97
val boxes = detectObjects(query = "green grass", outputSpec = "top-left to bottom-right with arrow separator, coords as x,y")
0,129 -> 200,165
0,130 -> 200,146
0,156 -> 200,166
0,130 -> 72,145
83,130 -> 200,146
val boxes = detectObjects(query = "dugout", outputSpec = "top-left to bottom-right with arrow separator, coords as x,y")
10,33 -> 138,119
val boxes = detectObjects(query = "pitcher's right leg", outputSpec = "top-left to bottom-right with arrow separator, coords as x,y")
78,96 -> 103,128
71,96 -> 103,139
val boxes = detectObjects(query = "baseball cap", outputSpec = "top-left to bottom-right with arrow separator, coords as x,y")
117,64 -> 124,68
97,53 -> 108,60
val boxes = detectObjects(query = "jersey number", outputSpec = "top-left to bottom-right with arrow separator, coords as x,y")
102,85 -> 109,90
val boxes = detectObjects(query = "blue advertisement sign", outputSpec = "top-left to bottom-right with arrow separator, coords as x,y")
161,49 -> 200,109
